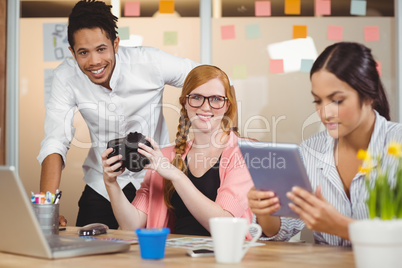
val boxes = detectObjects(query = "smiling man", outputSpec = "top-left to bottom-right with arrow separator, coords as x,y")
70,27 -> 117,90
37,0 -> 199,229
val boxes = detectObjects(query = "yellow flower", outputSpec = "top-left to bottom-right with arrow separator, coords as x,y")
357,149 -> 374,175
357,149 -> 371,161
359,165 -> 374,174
387,142 -> 402,158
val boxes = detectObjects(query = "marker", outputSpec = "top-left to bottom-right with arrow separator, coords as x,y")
45,191 -> 53,204
54,191 -> 62,204
39,193 -> 45,204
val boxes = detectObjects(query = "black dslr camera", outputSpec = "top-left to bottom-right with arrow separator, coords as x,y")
107,132 -> 152,172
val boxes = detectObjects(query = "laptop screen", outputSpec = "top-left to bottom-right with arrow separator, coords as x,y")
0,166 -> 53,258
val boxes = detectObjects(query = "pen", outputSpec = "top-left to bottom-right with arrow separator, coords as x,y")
45,191 -> 53,204
54,191 -> 62,204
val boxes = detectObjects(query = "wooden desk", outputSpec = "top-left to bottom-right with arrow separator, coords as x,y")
0,227 -> 355,267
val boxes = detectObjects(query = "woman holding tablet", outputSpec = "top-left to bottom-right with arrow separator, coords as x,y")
248,42 -> 402,246
102,65 -> 253,235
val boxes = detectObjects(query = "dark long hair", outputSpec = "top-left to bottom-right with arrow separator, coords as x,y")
310,42 -> 390,120
68,0 -> 118,50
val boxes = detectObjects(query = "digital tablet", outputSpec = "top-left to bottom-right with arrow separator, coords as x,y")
238,140 -> 312,218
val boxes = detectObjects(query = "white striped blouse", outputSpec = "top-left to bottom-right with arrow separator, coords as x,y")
260,111 -> 402,246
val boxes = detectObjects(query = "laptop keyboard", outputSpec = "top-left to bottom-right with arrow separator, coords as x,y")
47,236 -> 97,251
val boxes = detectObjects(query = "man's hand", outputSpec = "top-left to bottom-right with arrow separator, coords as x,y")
59,215 -> 67,226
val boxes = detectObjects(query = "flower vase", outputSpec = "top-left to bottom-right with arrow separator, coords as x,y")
349,219 -> 402,268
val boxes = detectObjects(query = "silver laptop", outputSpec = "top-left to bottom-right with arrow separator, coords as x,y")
238,140 -> 312,218
0,166 -> 130,259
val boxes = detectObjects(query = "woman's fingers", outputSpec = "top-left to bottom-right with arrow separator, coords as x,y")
145,136 -> 159,151
101,147 -> 114,160
248,187 -> 280,215
104,154 -> 122,167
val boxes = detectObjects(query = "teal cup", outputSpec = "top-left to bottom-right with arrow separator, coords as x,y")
135,228 -> 170,259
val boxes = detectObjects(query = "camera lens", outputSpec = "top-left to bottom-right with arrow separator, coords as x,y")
127,152 -> 150,172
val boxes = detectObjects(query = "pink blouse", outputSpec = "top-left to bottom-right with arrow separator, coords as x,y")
132,132 -> 254,232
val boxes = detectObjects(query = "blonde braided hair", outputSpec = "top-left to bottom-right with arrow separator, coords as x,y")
163,107 -> 191,210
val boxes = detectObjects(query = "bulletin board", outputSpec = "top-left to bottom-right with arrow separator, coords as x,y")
19,15 -> 395,223
212,17 -> 395,144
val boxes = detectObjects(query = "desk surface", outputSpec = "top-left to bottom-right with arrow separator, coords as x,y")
0,227 -> 355,267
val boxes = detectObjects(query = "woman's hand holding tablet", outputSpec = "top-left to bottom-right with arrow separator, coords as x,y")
238,140 -> 312,218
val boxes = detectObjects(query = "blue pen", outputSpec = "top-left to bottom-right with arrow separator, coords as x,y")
45,191 -> 53,204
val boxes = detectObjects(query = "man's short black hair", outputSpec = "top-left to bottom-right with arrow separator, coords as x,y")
68,0 -> 118,50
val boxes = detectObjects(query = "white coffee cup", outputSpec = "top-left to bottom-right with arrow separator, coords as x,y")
209,217 -> 262,264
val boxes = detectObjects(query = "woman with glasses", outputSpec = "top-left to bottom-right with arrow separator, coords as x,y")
102,65 -> 253,235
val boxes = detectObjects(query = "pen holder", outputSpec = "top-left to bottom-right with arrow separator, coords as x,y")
32,203 -> 59,235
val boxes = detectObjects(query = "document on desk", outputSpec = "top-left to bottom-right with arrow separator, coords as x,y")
166,237 -> 264,250
79,236 -> 138,244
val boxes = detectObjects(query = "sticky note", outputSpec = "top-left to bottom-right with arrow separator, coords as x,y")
269,59 -> 284,73
255,1 -> 271,17
364,26 -> 380,42
267,37 -> 318,73
293,25 -> 307,39
124,1 -> 140,17
117,27 -> 130,40
300,59 -> 314,73
285,0 -> 301,15
164,31 -> 178,46
159,0 -> 174,14
315,0 -> 331,16
233,65 -> 248,79
327,25 -> 343,41
246,24 -> 261,39
376,61 -> 382,76
221,25 -> 236,40
350,0 -> 366,16
119,34 -> 144,47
